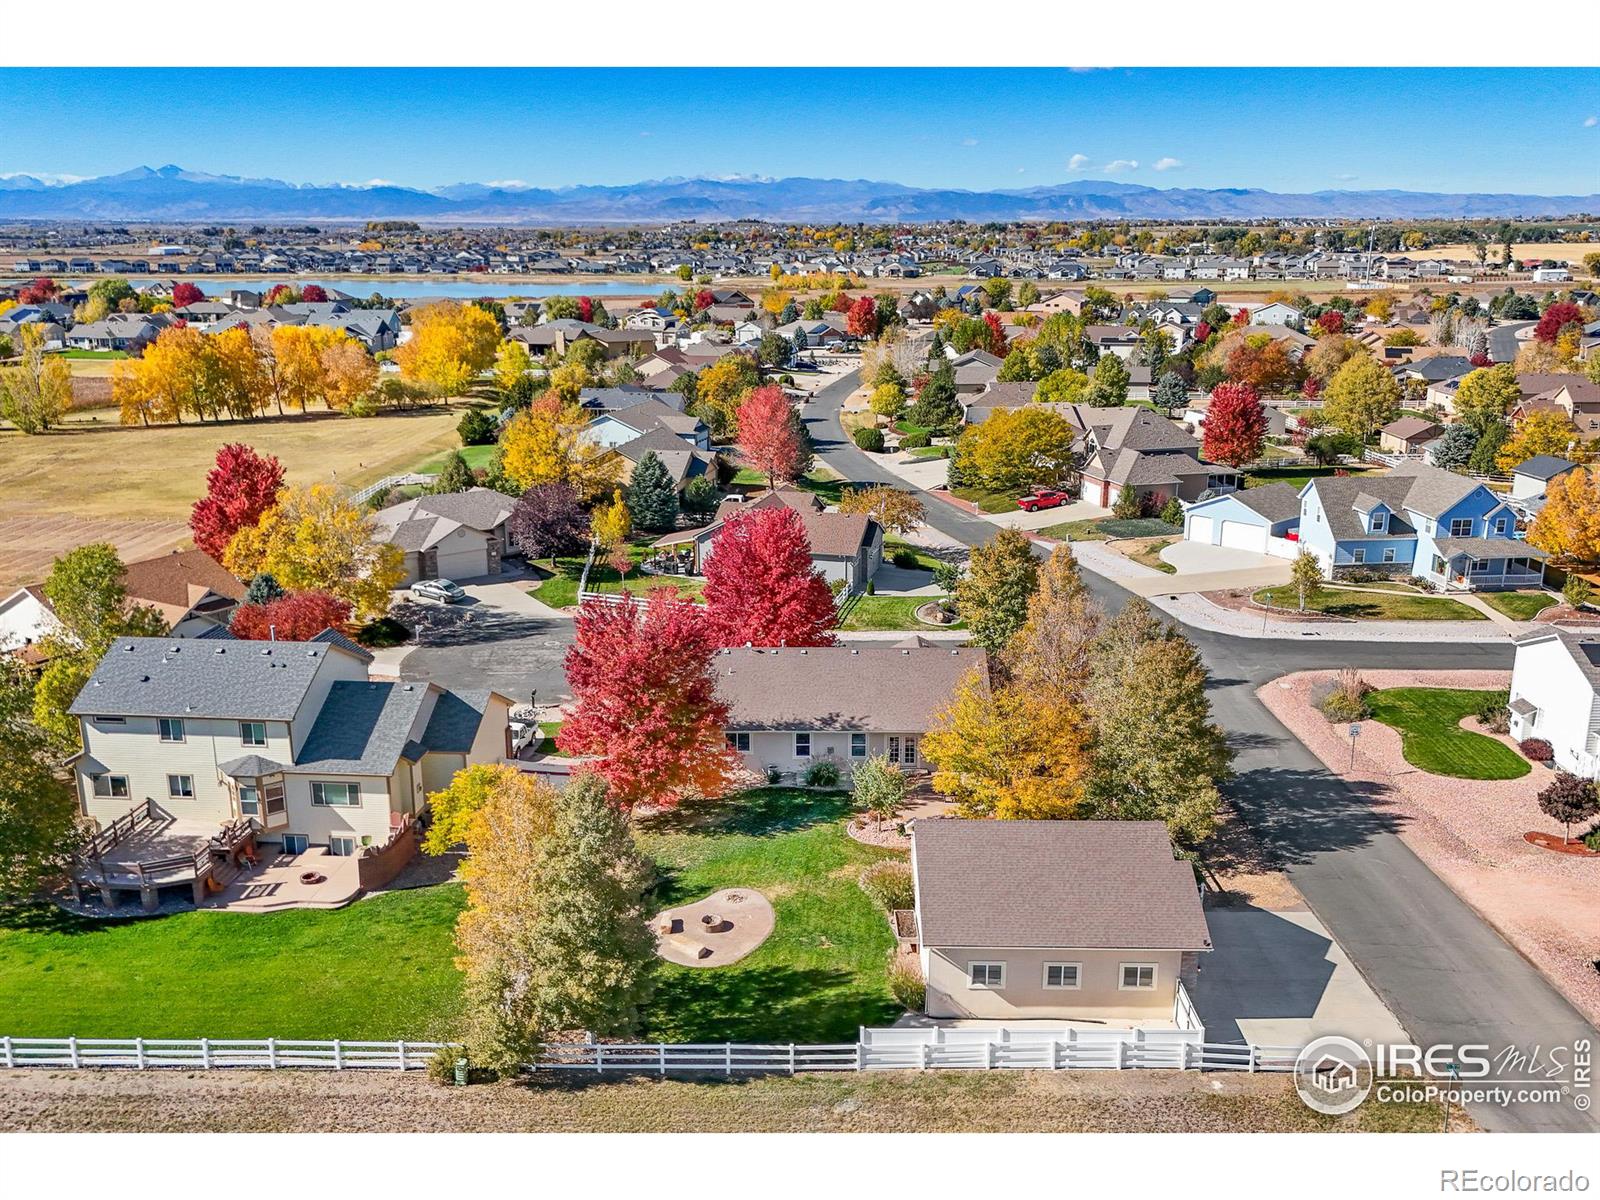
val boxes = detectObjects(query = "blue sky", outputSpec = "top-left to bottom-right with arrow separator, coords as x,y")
3,67 -> 1596,194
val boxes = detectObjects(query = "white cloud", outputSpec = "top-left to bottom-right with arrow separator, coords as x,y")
1335,173 -> 1359,182
1152,157 -> 1183,172
1066,153 -> 1090,171
961,137 -> 979,147
1017,167 -> 1027,173
1586,115 -> 1598,127
1103,159 -> 1139,173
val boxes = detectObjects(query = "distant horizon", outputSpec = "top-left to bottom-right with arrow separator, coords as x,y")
0,68 -> 1595,196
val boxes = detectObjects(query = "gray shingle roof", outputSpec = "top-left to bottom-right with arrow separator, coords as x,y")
217,754 -> 287,778
1512,455 -> 1578,482
716,646 -> 984,732
1431,536 -> 1547,561
292,680 -> 433,776
912,820 -> 1211,951
1232,483 -> 1301,522
415,688 -> 496,756
69,637 -> 361,720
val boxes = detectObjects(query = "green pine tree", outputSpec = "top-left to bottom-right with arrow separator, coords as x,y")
627,450 -> 680,533
432,451 -> 475,495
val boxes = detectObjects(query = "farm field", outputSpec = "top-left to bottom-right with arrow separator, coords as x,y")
0,407 -> 463,587
1405,242 -> 1595,265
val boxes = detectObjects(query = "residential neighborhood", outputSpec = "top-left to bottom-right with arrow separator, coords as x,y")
1,58 -> 1598,1189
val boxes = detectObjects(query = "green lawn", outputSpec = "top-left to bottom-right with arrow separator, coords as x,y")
1040,517 -> 1177,541
0,789 -> 902,1044
1365,688 -> 1532,780
417,443 -> 499,475
838,595 -> 961,631
0,885 -> 467,1040
1480,590 -> 1558,621
883,537 -> 943,572
53,349 -> 130,360
529,541 -> 706,609
909,445 -> 950,460
636,788 -> 902,1042
950,485 -> 1026,514
1254,585 -> 1485,621
731,467 -> 849,506
535,720 -> 563,755
1244,465 -> 1381,491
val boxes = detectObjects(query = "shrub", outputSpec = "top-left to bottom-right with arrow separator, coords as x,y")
426,1047 -> 472,1086
888,957 -> 925,1011
828,577 -> 847,596
347,394 -> 379,418
1159,497 -> 1184,526
1583,824 -> 1600,853
853,426 -> 885,452
1475,689 -> 1511,734
1536,771 -> 1599,842
1563,576 -> 1593,609
859,859 -> 915,911
805,759 -> 841,788
1520,738 -> 1554,763
1407,575 -> 1437,593
891,547 -> 920,569
900,431 -> 931,449
682,475 -> 719,513
1320,666 -> 1371,723
457,408 -> 498,446
865,579 -> 876,595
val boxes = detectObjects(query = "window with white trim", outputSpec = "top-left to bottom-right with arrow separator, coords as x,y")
329,835 -> 357,857
726,732 -> 750,753
888,736 -> 902,764
1382,547 -> 1397,563
1494,516 -> 1508,535
1449,518 -> 1473,537
311,781 -> 360,807
239,721 -> 267,747
850,733 -> 867,758
1120,963 -> 1157,990
1370,511 -> 1387,532
238,785 -> 260,817
158,717 -> 185,743
1470,558 -> 1490,574
968,962 -> 1005,989
1043,962 -> 1082,990
91,774 -> 129,798
1351,549 -> 1365,564
167,774 -> 195,799
793,732 -> 811,758
903,736 -> 918,765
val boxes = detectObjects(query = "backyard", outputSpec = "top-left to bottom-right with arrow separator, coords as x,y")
0,788 -> 901,1045
1253,585 -> 1485,621
1243,464 -> 1382,492
528,539 -> 708,608
838,595 -> 960,631
1364,687 -> 1532,781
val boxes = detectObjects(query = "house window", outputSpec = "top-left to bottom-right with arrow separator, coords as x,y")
311,781 -> 360,808
968,962 -> 1005,989
329,835 -> 357,857
238,785 -> 259,817
888,736 -> 901,763
1043,963 -> 1082,990
726,732 -> 751,753
1351,549 -> 1365,564
167,774 -> 195,799
1494,516 -> 1508,535
158,718 -> 185,743
1371,512 -> 1387,532
1431,555 -> 1446,575
1382,547 -> 1397,563
1470,559 -> 1490,574
793,733 -> 811,758
1449,518 -> 1473,537
903,737 -> 918,766
91,774 -> 130,798
239,721 -> 267,747
263,781 -> 286,818
850,733 -> 867,758
1120,963 -> 1157,991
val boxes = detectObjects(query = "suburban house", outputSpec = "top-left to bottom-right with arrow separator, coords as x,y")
69,634 -> 515,863
579,392 -> 711,450
961,380 -> 1038,425
652,487 -> 884,595
0,548 -> 245,657
1508,629 -> 1600,777
65,316 -> 163,353
1181,482 -> 1302,558
373,487 -> 517,585
1378,415 -> 1443,455
949,349 -> 1003,394
1510,455 -> 1580,501
1296,460 -> 1544,589
1248,301 -> 1304,327
1513,375 -> 1600,439
715,642 -> 983,779
910,820 -> 1211,1022
1062,404 -> 1239,510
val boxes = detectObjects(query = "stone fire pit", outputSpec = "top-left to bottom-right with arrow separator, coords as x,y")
650,887 -> 775,968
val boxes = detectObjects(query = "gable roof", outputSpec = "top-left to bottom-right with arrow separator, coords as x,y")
1230,482 -> 1301,523
293,680 -> 434,775
119,549 -> 245,626
373,487 -> 515,553
1512,454 -> 1579,481
1381,416 -> 1442,441
716,645 -> 985,732
1516,627 -> 1600,691
912,820 -> 1211,951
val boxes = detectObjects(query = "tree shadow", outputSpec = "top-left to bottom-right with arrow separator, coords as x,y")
1191,903 -> 1339,1044
639,788 -> 856,840
0,901 -> 126,937
1225,766 -> 1405,866
644,963 -> 896,1043
396,601 -> 564,648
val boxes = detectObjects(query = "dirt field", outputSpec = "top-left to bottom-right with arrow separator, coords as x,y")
0,406 -> 462,588
0,1066 -> 1463,1133
1407,242 -> 1595,266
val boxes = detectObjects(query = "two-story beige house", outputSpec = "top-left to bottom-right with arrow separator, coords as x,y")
911,820 -> 1211,1022
69,631 -> 513,859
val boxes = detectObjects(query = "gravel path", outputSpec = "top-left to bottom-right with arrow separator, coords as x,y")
1259,668 -> 1600,1025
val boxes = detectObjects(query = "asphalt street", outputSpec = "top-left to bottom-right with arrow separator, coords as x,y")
804,367 -> 1598,1132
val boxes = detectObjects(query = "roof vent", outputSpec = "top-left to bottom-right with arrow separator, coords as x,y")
139,674 -> 149,682
850,648 -> 858,655
799,648 -> 807,655
123,643 -> 135,652
260,648 -> 271,655
215,647 -> 226,654
902,649 -> 910,655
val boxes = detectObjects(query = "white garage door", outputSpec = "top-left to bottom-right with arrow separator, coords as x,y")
1219,520 -> 1268,554
1187,515 -> 1215,544
436,545 -> 488,581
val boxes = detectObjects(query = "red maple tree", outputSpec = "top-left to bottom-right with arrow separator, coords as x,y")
692,289 -> 715,313
1300,376 -> 1322,401
736,385 -> 805,488
1534,302 -> 1584,345
702,506 -> 838,648
171,282 -> 204,308
1202,381 -> 1268,468
1233,307 -> 1250,327
1469,351 -> 1493,368
578,295 -> 594,323
831,292 -> 854,314
1194,320 -> 1212,343
299,284 -> 328,303
981,311 -> 1008,355
557,589 -> 738,811
18,277 -> 59,304
846,295 -> 878,339
1315,310 -> 1345,336
190,443 -> 286,559
230,590 -> 352,641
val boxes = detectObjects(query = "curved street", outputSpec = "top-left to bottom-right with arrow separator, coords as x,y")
803,367 -> 1597,1132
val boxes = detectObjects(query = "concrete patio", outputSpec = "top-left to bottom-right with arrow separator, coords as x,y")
201,846 -> 364,912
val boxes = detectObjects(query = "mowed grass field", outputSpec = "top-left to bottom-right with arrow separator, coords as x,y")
1405,242 -> 1596,265
0,406 -> 463,588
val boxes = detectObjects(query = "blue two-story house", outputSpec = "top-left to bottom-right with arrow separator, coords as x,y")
1297,462 -> 1545,591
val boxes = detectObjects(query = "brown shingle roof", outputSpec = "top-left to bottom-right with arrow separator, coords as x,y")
120,550 -> 244,625
912,820 -> 1211,951
716,645 -> 984,732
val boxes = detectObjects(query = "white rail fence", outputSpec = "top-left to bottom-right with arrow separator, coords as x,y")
1,1032 -> 1305,1075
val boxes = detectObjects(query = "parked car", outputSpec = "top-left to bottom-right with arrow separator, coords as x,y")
1017,488 -> 1071,512
411,578 -> 467,604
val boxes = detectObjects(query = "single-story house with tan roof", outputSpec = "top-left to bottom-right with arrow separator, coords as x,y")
372,487 -> 517,586
715,641 -> 984,779
911,819 -> 1211,1022
1378,415 -> 1443,455
652,487 -> 884,595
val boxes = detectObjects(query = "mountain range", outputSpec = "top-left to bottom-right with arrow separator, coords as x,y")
0,165 -> 1593,223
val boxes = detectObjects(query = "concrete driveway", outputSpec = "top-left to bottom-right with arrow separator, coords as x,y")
1112,539 -> 1292,598
989,499 -> 1109,531
1193,906 -> 1409,1047
1161,541 -> 1282,575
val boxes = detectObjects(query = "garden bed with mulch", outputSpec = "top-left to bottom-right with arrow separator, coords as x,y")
1523,831 -> 1600,857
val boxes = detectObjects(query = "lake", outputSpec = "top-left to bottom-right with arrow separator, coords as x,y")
52,278 -> 667,301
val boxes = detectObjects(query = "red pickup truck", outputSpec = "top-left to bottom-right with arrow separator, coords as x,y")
1017,488 -> 1072,512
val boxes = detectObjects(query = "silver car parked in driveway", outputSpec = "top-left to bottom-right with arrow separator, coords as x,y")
411,578 -> 468,604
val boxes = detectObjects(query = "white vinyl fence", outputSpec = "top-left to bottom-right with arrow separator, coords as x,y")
0,1037 -> 447,1071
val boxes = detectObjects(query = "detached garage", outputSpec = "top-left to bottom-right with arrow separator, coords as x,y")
373,488 -> 518,586
1183,483 -> 1302,560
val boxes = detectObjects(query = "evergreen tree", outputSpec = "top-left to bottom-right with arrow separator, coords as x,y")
1087,354 -> 1130,407
1152,371 -> 1189,414
432,451 -> 475,494
1468,422 -> 1508,475
908,359 -> 962,434
627,450 -> 680,533
244,572 -> 286,607
1432,422 -> 1479,471
779,299 -> 799,324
